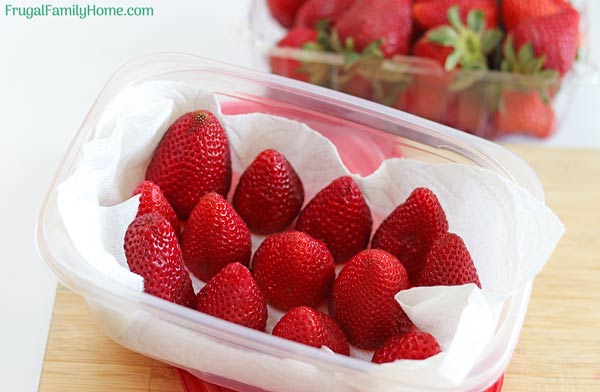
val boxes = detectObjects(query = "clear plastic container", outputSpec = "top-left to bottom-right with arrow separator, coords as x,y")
37,53 -> 543,392
248,0 -> 596,140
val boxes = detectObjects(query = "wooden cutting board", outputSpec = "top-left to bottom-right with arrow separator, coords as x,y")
38,146 -> 600,392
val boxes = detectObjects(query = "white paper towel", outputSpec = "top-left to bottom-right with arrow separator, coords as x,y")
56,80 -> 564,387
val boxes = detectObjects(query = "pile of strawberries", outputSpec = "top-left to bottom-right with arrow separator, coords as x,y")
124,109 -> 481,364
267,0 -> 580,139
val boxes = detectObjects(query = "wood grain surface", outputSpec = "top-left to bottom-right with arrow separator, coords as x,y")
38,146 -> 600,392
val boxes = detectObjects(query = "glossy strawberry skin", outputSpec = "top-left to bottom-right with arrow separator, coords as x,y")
233,149 -> 304,234
269,27 -> 319,83
296,176 -> 372,263
132,180 -> 181,236
272,306 -> 350,355
267,0 -> 307,28
295,0 -> 356,28
329,249 -> 412,350
511,9 -> 580,76
502,0 -> 572,31
371,188 -> 448,285
196,263 -> 268,331
418,232 -> 482,288
252,231 -> 336,311
320,310 -> 351,355
181,192 -> 251,282
334,0 -> 413,58
124,213 -> 196,308
413,0 -> 499,30
145,110 -> 231,220
495,89 -> 555,138
372,332 -> 442,363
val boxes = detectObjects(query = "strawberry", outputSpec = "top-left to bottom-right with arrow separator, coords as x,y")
494,31 -> 561,138
124,213 -> 196,308
339,74 -> 374,100
329,249 -> 412,350
412,36 -> 454,68
146,110 -> 231,220
486,375 -> 505,392
425,6 -> 503,71
404,37 -> 456,123
418,232 -> 482,288
371,332 -> 442,363
445,89 -> 497,138
296,176 -> 372,263
413,0 -> 499,31
371,188 -> 448,285
269,27 -> 320,83
272,306 -> 350,355
510,9 -> 580,76
502,0 -> 573,31
334,0 -> 413,58
196,262 -> 268,331
494,89 -> 555,138
295,0 -> 356,28
181,192 -> 251,282
320,309 -> 352,355
132,180 -> 181,236
267,0 -> 307,28
252,231 -> 335,311
232,149 -> 304,234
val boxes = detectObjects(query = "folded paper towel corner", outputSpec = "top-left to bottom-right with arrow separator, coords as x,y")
56,80 -> 564,386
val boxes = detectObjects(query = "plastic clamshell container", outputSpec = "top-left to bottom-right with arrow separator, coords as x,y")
249,0 -> 594,140
37,53 -> 543,392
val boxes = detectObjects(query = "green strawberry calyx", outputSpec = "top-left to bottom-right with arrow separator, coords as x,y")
427,6 -> 502,71
501,35 -> 557,78
314,20 -> 383,67
500,35 -> 559,103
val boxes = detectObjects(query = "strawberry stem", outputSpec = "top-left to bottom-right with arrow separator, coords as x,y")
427,6 -> 502,71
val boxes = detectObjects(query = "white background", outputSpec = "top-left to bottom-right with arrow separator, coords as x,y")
0,1 -> 598,391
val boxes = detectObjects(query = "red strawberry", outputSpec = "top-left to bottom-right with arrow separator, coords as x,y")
196,262 -> 268,331
413,0 -> 499,31
424,6 -> 503,72
412,36 -> 454,68
334,0 -> 413,58
181,192 -> 251,282
146,110 -> 231,220
296,176 -> 372,263
329,249 -> 412,350
320,310 -> 351,355
267,0 -> 307,28
372,332 -> 442,363
511,9 -> 580,76
404,37 -> 456,123
132,180 -> 181,236
252,232 -> 335,311
486,375 -> 505,392
502,0 -> 573,31
272,306 -> 350,355
418,232 -> 482,288
232,149 -> 304,234
371,188 -> 448,285
339,74 -> 374,100
269,27 -> 319,83
445,89 -> 497,138
295,0 -> 356,28
124,213 -> 196,308
495,89 -> 555,138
